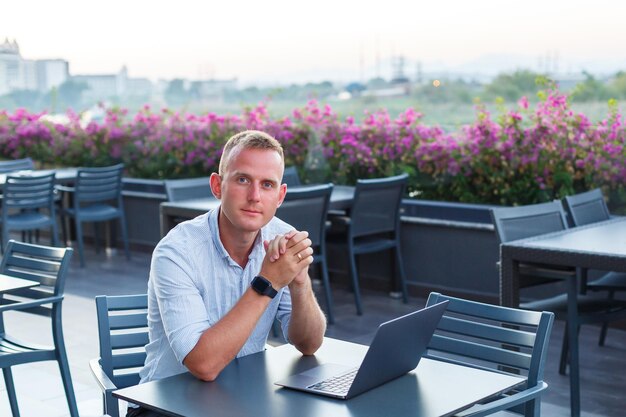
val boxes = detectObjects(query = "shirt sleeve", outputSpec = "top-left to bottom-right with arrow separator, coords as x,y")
276,286 -> 293,342
150,240 -> 211,365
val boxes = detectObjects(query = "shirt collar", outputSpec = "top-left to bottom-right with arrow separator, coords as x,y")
209,206 -> 268,263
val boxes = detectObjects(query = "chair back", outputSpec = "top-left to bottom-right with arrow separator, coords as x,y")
425,292 -> 554,416
0,240 -> 73,318
75,164 -> 124,204
164,176 -> 213,201
2,173 -> 56,212
282,166 -> 301,186
276,184 -> 333,248
350,173 -> 408,238
95,294 -> 148,391
0,157 -> 35,174
490,201 -> 568,244
563,188 -> 610,227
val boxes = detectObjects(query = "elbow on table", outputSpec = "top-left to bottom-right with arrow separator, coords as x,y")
187,364 -> 221,382
294,338 -> 323,356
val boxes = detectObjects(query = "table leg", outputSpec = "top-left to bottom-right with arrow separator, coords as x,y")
159,206 -> 176,238
566,275 -> 580,417
499,247 -> 519,307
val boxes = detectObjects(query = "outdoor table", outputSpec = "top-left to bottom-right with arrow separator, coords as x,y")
159,185 -> 355,237
0,168 -> 78,185
114,337 -> 525,417
500,217 -> 626,417
0,273 -> 38,294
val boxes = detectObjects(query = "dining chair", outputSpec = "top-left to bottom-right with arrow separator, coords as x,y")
424,292 -> 554,417
282,166 -> 301,186
164,176 -> 213,201
491,201 -> 626,374
563,188 -> 626,345
0,240 -> 78,417
90,293 -> 148,417
276,183 -> 335,323
59,163 -> 130,267
327,173 -> 409,315
1,172 -> 59,252
0,157 -> 35,174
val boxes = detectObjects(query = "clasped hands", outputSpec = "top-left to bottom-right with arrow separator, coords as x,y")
260,230 -> 313,289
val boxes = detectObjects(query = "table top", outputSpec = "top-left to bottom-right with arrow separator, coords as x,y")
0,273 -> 38,294
114,337 -> 524,417
501,217 -> 626,271
0,168 -> 78,185
161,185 -> 356,214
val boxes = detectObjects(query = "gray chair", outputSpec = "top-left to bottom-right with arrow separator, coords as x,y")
164,176 -> 213,202
564,188 -> 626,345
424,292 -> 554,417
282,166 -> 301,186
276,184 -> 335,323
0,158 -> 34,174
1,172 -> 59,251
328,173 -> 409,315
490,201 -> 626,376
0,240 -> 78,417
90,294 -> 148,417
59,164 -> 130,267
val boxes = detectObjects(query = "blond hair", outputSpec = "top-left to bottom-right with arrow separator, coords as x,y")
218,130 -> 284,176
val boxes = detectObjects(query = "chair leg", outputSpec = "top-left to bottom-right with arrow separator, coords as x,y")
598,323 -> 610,346
105,390 -> 121,417
348,245 -> 363,315
598,290 -> 615,346
559,326 -> 569,375
2,367 -> 21,417
54,317 -> 80,417
94,222 -> 101,254
60,212 -> 69,245
75,219 -> 86,267
319,259 -> 335,324
119,212 -> 131,260
51,218 -> 59,247
394,245 -> 409,303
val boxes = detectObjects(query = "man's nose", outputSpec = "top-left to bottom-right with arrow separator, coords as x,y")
248,182 -> 261,201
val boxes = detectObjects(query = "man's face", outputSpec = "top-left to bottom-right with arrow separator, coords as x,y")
211,147 -> 286,235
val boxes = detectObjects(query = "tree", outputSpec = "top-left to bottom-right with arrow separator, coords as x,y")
55,80 -> 88,110
608,71 -> 626,99
484,70 -> 545,101
570,72 -> 611,102
164,79 -> 188,107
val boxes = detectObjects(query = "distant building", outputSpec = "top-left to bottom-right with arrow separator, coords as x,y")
0,38 -> 69,95
37,59 -> 70,91
73,66 -> 155,102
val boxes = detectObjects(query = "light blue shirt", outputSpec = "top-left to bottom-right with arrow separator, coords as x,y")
139,208 -> 294,383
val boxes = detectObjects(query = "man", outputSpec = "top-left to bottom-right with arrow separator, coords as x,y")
129,130 -> 326,416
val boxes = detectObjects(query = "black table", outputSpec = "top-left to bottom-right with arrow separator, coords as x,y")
114,337 -> 525,417
159,185 -> 355,237
0,273 -> 37,294
500,217 -> 626,417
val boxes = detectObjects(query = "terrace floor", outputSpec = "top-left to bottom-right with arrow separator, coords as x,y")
0,247 -> 624,417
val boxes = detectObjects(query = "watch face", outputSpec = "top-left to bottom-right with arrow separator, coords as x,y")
252,276 -> 277,298
255,277 -> 271,292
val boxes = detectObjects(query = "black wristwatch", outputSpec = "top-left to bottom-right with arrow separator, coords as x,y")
251,275 -> 278,299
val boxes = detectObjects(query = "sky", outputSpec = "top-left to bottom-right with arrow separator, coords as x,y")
3,0 -> 626,85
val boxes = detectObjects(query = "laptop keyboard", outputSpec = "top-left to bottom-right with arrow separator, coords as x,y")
308,368 -> 358,395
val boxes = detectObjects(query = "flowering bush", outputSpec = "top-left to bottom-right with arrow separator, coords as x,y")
1,90 -> 625,208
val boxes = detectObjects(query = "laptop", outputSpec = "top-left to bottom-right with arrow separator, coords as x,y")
274,300 -> 448,399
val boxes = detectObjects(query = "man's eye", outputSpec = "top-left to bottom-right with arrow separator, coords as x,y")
263,182 -> 274,188
237,177 -> 248,184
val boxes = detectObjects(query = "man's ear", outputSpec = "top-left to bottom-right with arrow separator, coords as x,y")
210,173 -> 222,199
276,183 -> 287,208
